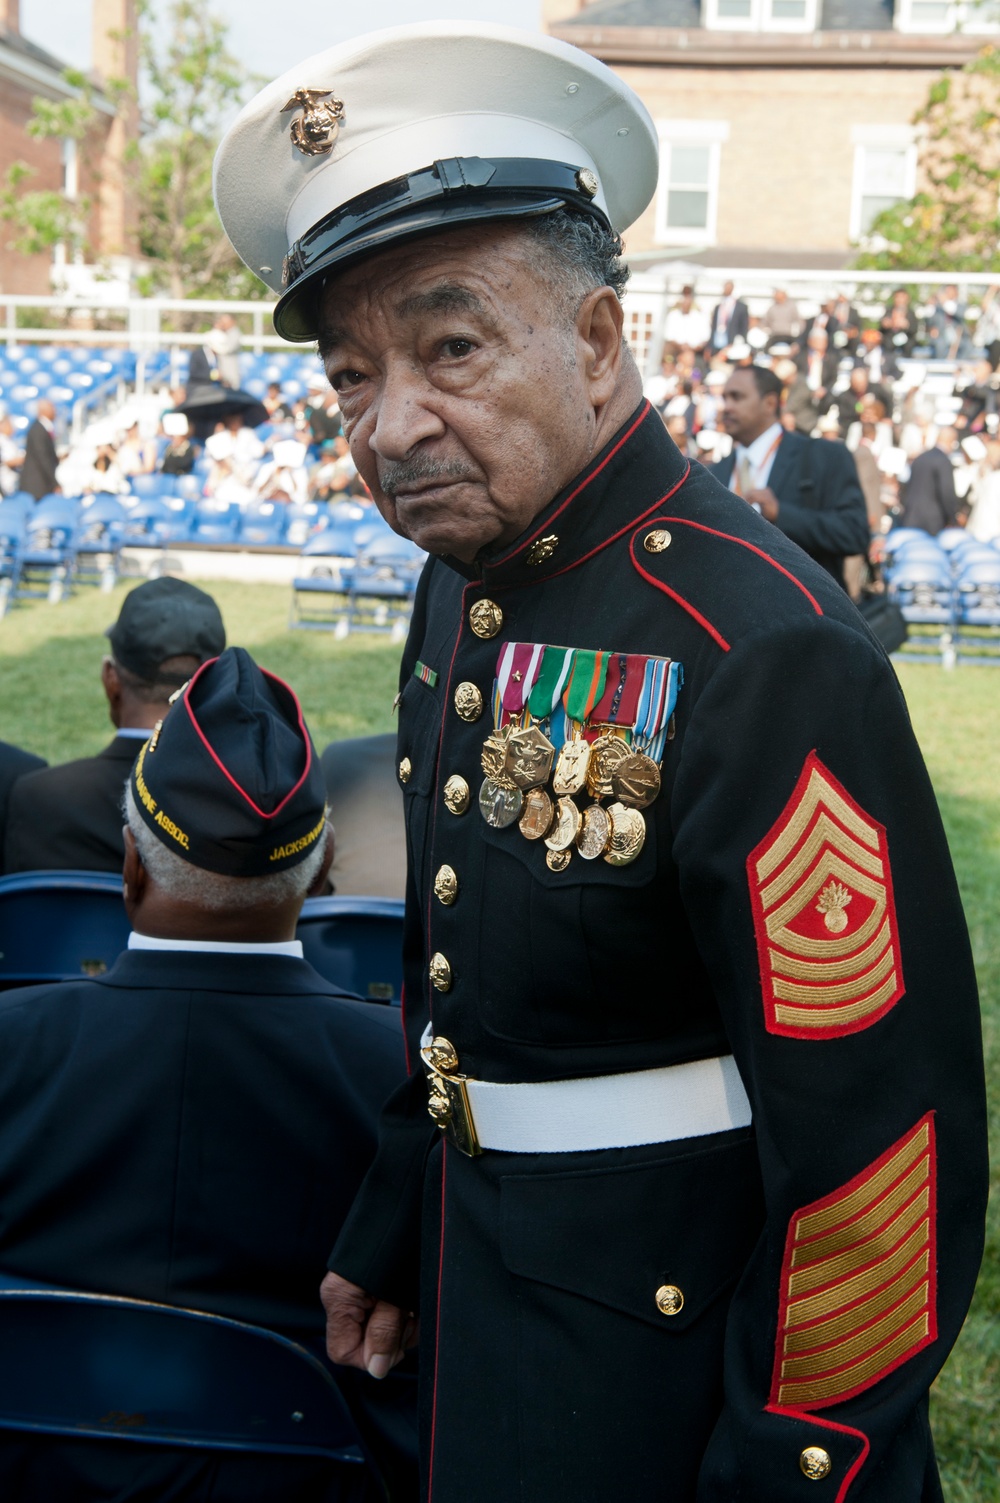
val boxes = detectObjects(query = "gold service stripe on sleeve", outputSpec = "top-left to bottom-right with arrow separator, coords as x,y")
777,1311 -> 931,1407
780,1282 -> 930,1381
770,919 -> 891,982
788,1187 -> 930,1298
782,1250 -> 931,1353
786,1221 -> 930,1328
791,1156 -> 929,1266
796,1122 -> 929,1240
773,946 -> 895,1006
774,971 -> 900,1032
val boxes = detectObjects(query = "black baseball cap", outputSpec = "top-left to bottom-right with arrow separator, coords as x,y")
107,578 -> 226,683
130,646 -> 327,877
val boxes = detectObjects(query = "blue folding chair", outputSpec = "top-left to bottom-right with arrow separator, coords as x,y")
76,496 -> 128,589
0,502 -> 26,612
296,896 -> 404,1004
0,1285 -> 377,1492
19,501 -> 80,603
128,472 -> 171,501
119,498 -> 173,563
0,872 -> 129,989
955,557 -> 1000,660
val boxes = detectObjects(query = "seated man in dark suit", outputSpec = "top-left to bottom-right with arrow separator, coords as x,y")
5,577 -> 225,873
0,647 -> 413,1502
710,365 -> 870,589
900,427 -> 966,536
0,739 -> 45,873
321,733 -> 406,899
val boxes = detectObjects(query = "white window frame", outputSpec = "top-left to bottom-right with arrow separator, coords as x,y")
895,0 -> 1000,30
703,0 -> 819,31
849,126 -> 918,242
654,120 -> 729,248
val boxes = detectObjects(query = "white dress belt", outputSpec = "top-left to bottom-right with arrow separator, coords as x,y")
419,1026 -> 752,1154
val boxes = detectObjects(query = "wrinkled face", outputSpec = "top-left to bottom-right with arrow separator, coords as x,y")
317,224 -> 598,562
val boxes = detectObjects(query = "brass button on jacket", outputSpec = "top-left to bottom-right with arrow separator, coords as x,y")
398,756 -> 412,784
799,1447 -> 832,1481
644,529 -> 672,554
469,599 -> 503,639
654,1284 -> 684,1316
434,865 -> 459,905
443,775 -> 471,815
454,682 -> 484,722
429,952 -> 453,992
526,534 -> 559,566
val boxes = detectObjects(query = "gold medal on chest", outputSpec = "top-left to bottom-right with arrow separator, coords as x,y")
586,734 -> 630,799
480,726 -> 517,792
519,786 -> 556,841
504,724 -> 556,790
478,778 -> 524,829
552,739 -> 591,797
544,796 -> 583,852
604,801 -> 646,867
611,751 -> 662,810
577,803 -> 612,860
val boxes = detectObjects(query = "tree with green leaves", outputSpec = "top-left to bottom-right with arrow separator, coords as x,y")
1,0 -> 267,299
855,44 -> 1000,274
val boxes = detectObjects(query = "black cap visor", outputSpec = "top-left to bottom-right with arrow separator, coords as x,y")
273,155 -> 609,343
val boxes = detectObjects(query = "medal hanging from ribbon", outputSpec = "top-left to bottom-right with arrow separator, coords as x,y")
478,639 -> 683,873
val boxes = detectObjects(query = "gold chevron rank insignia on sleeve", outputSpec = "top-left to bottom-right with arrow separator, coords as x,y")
770,1115 -> 937,1411
747,751 -> 904,1039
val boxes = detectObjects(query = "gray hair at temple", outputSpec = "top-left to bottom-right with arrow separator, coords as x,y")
522,207 -> 631,311
123,783 -> 329,910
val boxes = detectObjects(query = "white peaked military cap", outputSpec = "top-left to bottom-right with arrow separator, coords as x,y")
214,22 -> 659,343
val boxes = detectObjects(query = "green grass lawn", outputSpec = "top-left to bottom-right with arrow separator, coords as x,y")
0,581 -> 997,1496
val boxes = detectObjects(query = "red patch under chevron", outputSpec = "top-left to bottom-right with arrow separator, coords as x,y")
769,1115 -> 937,1412
747,752 -> 904,1039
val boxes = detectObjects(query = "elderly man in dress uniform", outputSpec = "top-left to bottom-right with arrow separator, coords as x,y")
215,24 -> 986,1502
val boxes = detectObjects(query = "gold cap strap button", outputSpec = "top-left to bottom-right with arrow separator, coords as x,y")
443,775 -> 470,815
454,682 -> 484,722
429,952 -> 453,992
654,1284 -> 684,1316
434,865 -> 458,906
644,529 -> 672,553
799,1447 -> 832,1481
469,599 -> 503,639
398,756 -> 412,784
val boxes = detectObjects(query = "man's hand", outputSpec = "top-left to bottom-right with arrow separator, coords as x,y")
746,486 -> 780,521
320,1271 -> 418,1380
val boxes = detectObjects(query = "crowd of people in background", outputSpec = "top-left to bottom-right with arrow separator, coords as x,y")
3,286 -> 1000,554
646,281 -> 1000,550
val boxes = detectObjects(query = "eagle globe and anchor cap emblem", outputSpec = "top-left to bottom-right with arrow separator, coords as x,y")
281,88 -> 345,157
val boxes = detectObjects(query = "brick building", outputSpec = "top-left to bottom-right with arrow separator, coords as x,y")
546,0 -> 991,270
0,0 -> 137,297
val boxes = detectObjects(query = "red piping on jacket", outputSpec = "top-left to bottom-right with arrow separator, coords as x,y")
492,401 -> 654,568
426,1143 -> 448,1503
764,1405 -> 870,1503
657,516 -> 825,616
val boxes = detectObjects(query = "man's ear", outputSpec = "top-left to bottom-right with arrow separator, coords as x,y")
309,825 -> 336,897
102,657 -> 124,729
122,826 -> 148,922
577,286 -> 624,411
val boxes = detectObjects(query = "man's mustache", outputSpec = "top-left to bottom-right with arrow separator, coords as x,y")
378,456 -> 478,498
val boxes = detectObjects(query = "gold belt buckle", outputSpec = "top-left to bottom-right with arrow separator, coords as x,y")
420,1037 -> 481,1157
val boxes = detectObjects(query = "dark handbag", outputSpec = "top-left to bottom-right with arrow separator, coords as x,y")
857,589 -> 909,654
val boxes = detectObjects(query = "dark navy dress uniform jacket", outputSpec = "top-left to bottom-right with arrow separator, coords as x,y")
329,402 -> 987,1503
0,949 -> 409,1502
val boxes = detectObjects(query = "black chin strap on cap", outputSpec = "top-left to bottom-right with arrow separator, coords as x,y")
273,155 -> 610,343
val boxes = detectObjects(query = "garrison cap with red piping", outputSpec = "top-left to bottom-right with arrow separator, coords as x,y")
212,21 -> 659,343
129,646 -> 327,877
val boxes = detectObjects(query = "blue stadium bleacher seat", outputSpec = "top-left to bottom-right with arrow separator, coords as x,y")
192,502 -> 241,545
240,503 -> 289,547
19,501 -> 80,602
296,896 -> 404,1004
883,527 -> 932,557
119,498 -> 172,552
955,556 -> 1000,628
0,1286 -> 375,1481
0,502 -> 26,611
76,497 -> 128,589
128,473 -> 172,501
936,527 -> 969,553
0,872 -> 128,987
888,557 -> 955,626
